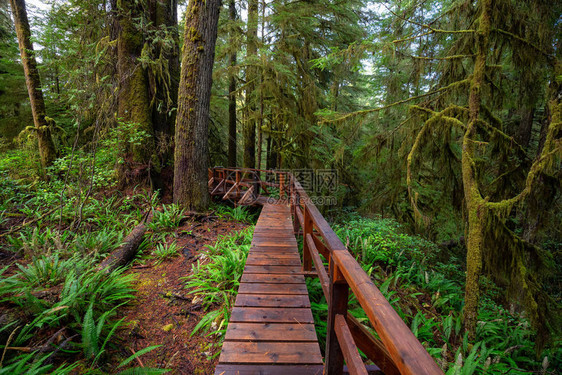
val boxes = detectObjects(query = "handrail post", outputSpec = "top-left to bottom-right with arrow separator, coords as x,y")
302,205 -> 313,271
292,193 -> 301,236
279,173 -> 285,199
289,174 -> 295,230
325,259 -> 348,375
252,171 -> 260,200
236,170 -> 241,202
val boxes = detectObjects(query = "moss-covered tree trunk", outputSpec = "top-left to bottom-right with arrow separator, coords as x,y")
9,0 -> 57,172
148,0 -> 180,193
243,0 -> 258,168
173,0 -> 221,211
116,0 -> 179,190
116,0 -> 153,186
462,0 -> 492,340
227,0 -> 237,167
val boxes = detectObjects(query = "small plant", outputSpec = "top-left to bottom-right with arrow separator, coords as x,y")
0,353 -> 79,375
10,227 -> 74,256
75,227 -> 124,257
153,241 -> 180,264
148,204 -> 185,231
82,303 -> 123,361
214,205 -> 256,223
17,254 -> 91,288
183,227 -> 253,337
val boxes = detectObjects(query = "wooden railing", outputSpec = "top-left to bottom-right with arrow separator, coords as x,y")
209,167 -> 444,375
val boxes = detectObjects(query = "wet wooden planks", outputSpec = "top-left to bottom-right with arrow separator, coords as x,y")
216,203 -> 323,374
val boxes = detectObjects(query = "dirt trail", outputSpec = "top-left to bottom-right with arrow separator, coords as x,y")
114,217 -> 248,374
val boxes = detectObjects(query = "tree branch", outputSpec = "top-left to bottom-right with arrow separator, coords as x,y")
493,28 -> 553,61
320,79 -> 470,123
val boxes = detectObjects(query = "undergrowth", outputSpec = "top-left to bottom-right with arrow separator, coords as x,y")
306,215 -> 561,374
183,226 -> 254,353
212,204 -> 257,223
0,151 -> 168,373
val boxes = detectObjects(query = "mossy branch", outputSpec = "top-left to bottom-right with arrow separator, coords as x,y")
393,28 -> 476,44
320,79 -> 470,123
493,28 -> 553,61
406,106 -> 466,226
406,53 -> 475,61
381,2 -> 475,45
486,99 -> 562,214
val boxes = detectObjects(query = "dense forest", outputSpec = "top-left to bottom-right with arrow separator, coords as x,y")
0,0 -> 560,373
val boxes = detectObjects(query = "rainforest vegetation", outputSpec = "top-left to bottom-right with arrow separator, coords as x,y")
0,0 -> 560,373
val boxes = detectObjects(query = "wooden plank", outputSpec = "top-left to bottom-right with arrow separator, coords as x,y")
246,253 -> 301,259
219,342 -> 323,365
244,265 -> 303,274
250,241 -> 298,247
245,257 -> 302,266
251,235 -> 298,241
230,307 -> 314,324
215,364 -> 324,375
247,251 -> 298,257
251,244 -> 297,249
241,273 -> 305,284
235,294 -> 311,308
252,241 -> 295,247
250,246 -> 298,251
334,314 -> 368,375
238,282 -> 308,295
224,323 -> 317,342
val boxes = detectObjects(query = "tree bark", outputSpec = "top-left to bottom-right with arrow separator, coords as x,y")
516,107 -> 535,148
173,0 -> 221,211
148,0 -> 180,193
462,0 -> 492,341
116,0 -> 153,185
243,0 -> 258,168
98,212 -> 153,272
227,0 -> 237,167
9,0 -> 57,172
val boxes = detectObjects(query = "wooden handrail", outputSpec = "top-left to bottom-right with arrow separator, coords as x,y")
209,167 -> 444,375
335,314 -> 368,375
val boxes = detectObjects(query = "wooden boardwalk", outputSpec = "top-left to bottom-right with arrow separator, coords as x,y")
215,203 -> 323,375
209,167 -> 444,375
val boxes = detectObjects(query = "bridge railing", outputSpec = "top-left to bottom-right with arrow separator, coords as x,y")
208,167 -> 443,375
208,167 -> 291,204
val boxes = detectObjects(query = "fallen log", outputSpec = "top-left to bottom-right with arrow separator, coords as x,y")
98,211 -> 153,273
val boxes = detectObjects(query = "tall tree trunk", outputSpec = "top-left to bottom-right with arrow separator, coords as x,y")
116,0 -> 153,186
227,0 -> 237,167
265,134 -> 272,170
462,0 -> 492,341
257,93 -> 263,169
173,0 -> 221,211
243,0 -> 258,168
10,0 -> 57,172
148,0 -> 180,193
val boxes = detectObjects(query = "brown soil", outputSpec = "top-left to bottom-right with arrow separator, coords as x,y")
112,216 -> 249,375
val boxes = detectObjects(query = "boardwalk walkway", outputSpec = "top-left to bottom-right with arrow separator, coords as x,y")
215,203 -> 323,375
209,167 -> 444,375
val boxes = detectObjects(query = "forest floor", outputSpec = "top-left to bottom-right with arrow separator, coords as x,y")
0,208 -> 249,375
111,216 -> 248,375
